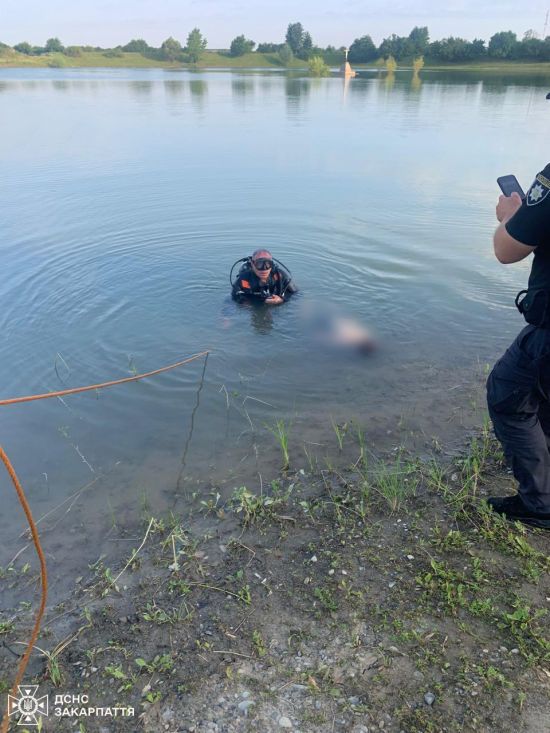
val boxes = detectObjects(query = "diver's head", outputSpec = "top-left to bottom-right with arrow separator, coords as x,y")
251,249 -> 273,283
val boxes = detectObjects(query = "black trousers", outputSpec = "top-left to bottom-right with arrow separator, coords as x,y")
487,324 -> 550,513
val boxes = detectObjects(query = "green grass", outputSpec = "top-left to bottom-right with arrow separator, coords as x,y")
0,49 -> 308,69
1,46 -> 550,73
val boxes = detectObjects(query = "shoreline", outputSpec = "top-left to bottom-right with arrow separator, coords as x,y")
1,50 -> 550,74
1,421 -> 549,732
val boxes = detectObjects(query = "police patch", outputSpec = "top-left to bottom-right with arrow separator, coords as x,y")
526,173 -> 550,206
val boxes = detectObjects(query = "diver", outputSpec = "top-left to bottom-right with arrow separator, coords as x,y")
231,249 -> 297,304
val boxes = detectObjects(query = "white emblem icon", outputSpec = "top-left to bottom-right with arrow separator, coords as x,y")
7,686 -> 49,726
529,183 -> 545,203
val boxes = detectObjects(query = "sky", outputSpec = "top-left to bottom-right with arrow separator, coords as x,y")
1,0 -> 549,48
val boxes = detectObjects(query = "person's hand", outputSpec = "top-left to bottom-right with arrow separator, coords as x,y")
264,295 -> 284,304
496,192 -> 522,223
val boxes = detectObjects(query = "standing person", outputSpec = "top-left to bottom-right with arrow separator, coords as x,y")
486,163 -> 550,529
231,249 -> 296,304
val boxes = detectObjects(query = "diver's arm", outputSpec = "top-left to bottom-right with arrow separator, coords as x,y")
232,273 -> 252,302
279,272 -> 297,301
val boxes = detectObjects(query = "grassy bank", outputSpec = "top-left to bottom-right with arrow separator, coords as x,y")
0,49 -> 307,70
1,421 -> 548,732
2,47 -> 550,74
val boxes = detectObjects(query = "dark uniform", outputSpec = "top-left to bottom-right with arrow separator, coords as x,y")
486,163 -> 550,517
231,264 -> 296,302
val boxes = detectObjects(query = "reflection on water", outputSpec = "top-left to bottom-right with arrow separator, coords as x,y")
165,80 -> 185,96
189,79 -> 207,96
52,80 -> 70,91
232,79 -> 254,97
130,80 -> 153,95
0,66 -> 548,601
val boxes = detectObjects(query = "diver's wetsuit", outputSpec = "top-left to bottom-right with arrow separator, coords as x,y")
232,265 -> 296,302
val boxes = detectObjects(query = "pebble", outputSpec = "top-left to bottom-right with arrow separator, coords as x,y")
424,692 -> 436,706
348,696 -> 361,705
278,716 -> 293,728
238,700 -> 255,714
161,708 -> 175,723
511,648 -> 519,654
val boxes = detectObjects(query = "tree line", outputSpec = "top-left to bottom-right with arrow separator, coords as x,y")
5,23 -> 550,65
5,28 -> 208,63
348,27 -> 550,63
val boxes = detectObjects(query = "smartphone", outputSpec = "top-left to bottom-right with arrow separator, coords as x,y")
497,175 -> 525,200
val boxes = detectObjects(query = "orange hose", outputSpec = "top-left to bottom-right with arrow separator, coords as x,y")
0,351 -> 210,406
0,349 -> 209,732
0,446 -> 48,733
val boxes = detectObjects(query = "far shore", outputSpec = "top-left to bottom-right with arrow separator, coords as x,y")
2,48 -> 550,74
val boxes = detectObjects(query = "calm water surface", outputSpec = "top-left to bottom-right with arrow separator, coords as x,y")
0,67 -> 548,592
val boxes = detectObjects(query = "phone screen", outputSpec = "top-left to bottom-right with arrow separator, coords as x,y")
497,175 -> 525,200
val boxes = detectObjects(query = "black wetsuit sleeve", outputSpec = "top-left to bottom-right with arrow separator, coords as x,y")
506,164 -> 550,248
232,268 -> 255,301
279,271 -> 297,300
232,277 -> 246,301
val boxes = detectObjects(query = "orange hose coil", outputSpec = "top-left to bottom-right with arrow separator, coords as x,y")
0,350 -> 209,732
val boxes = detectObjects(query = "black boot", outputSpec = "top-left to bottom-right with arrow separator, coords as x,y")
487,494 -> 550,529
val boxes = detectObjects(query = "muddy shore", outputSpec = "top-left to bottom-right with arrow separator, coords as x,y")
1,416 -> 549,733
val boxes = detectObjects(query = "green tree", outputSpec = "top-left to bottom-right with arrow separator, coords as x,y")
348,35 -> 377,62
408,26 -> 429,56
14,41 -> 32,54
428,36 -> 484,62
123,39 -> 150,54
378,33 -> 413,61
488,31 -> 517,58
45,37 -> 64,53
518,36 -> 545,60
186,27 -> 207,63
286,22 -> 304,55
161,36 -> 182,61
308,55 -> 330,76
470,38 -> 487,59
257,42 -> 281,53
278,43 -> 293,65
301,32 -> 313,59
229,34 -> 255,56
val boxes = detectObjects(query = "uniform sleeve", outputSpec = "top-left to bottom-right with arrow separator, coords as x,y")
505,164 -> 550,248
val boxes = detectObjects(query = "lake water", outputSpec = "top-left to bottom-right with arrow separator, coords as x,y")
1,67 -> 549,597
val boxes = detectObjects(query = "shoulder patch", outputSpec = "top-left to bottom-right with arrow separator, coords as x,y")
526,172 -> 550,207
241,279 -> 251,289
